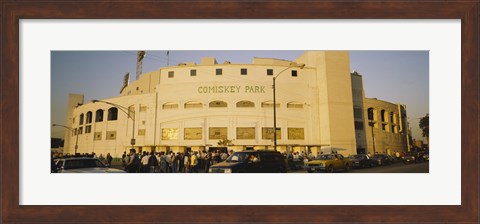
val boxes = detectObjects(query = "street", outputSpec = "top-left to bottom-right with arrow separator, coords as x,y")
289,161 -> 429,173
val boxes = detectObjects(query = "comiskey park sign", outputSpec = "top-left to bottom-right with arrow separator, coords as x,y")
198,85 -> 266,94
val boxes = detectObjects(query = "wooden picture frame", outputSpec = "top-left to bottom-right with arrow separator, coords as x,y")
1,1 -> 478,223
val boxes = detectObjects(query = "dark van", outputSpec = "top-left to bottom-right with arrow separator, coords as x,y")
208,150 -> 287,173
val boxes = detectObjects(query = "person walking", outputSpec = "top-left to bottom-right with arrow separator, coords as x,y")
190,152 -> 198,173
148,151 -> 158,173
122,151 -> 128,171
126,148 -> 140,173
140,152 -> 150,173
106,153 -> 113,167
183,153 -> 190,173
178,152 -> 185,173
159,152 -> 168,173
204,152 -> 212,173
221,151 -> 228,161
172,152 -> 179,173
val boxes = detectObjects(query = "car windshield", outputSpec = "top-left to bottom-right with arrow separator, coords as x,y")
226,152 -> 257,163
349,155 -> 364,159
316,155 -> 335,160
64,159 -> 106,170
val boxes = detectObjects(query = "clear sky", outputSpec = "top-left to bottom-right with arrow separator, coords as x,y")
51,51 -> 429,141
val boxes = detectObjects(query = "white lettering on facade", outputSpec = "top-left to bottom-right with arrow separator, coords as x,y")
198,85 -> 266,94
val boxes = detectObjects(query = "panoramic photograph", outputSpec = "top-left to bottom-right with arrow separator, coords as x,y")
51,50 -> 429,173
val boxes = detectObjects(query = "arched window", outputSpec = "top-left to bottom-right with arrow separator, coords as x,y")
261,101 -> 279,108
95,109 -> 104,122
162,102 -> 179,109
367,108 -> 374,120
380,110 -> 389,131
86,111 -> 92,124
209,100 -> 227,108
381,110 -> 387,122
287,102 -> 303,108
236,101 -> 254,108
108,107 -> 118,121
79,113 -> 84,125
185,101 -> 203,109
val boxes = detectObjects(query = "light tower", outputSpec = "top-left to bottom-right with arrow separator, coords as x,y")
136,51 -> 145,80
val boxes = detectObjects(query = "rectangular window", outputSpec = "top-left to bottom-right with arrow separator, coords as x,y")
291,70 -> 298,77
85,125 -> 91,134
190,69 -> 197,76
267,69 -> 273,76
168,71 -> 174,78
78,127 -> 83,135
216,69 -> 222,75
241,68 -> 247,75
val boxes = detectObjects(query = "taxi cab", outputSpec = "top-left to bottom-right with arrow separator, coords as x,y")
305,154 -> 351,173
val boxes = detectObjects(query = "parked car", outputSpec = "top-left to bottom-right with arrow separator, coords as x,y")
55,157 -> 126,173
348,154 -> 375,168
386,155 -> 398,164
370,154 -> 392,166
422,151 -> 429,161
401,152 -> 418,164
208,150 -> 287,173
305,154 -> 351,173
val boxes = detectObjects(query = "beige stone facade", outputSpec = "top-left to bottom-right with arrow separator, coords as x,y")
63,51 -> 408,158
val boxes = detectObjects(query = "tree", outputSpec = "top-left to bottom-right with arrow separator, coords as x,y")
217,138 -> 233,147
419,113 -> 429,143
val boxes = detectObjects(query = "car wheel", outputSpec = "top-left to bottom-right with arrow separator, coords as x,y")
344,164 -> 350,172
327,165 -> 334,173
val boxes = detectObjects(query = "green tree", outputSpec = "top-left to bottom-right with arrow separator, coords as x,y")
419,113 -> 429,142
217,138 -> 233,147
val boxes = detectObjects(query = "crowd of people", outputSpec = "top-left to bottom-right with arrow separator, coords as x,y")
122,148 -> 233,173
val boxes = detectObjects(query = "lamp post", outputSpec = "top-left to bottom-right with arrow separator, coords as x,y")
52,124 -> 78,155
368,121 -> 376,155
92,100 -> 136,151
273,62 -> 305,151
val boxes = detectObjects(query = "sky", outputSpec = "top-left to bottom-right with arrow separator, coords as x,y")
51,51 -> 429,141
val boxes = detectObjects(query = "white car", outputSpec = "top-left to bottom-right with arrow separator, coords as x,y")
54,157 -> 125,173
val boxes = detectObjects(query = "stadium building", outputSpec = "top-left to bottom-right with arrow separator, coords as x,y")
62,51 -> 409,158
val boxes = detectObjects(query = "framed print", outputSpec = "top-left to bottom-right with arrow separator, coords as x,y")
1,1 -> 478,223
